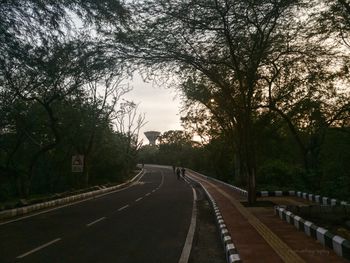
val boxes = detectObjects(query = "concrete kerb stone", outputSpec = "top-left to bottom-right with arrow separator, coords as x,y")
186,174 -> 242,263
258,190 -> 348,206
0,169 -> 145,220
275,205 -> 350,261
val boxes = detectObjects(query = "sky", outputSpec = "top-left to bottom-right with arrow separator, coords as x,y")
123,73 -> 183,145
71,16 -> 183,145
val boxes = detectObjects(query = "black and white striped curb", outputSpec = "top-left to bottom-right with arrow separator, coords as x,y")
187,169 -> 248,197
257,190 -> 348,206
275,206 -> 350,260
0,170 -> 144,220
185,173 -> 347,205
187,175 -> 242,263
257,190 -> 296,197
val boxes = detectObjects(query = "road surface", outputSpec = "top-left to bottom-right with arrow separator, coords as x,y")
0,165 -> 194,263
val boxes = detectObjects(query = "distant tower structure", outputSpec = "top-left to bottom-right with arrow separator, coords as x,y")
144,131 -> 160,145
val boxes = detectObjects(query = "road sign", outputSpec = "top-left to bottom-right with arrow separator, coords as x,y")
72,155 -> 84,172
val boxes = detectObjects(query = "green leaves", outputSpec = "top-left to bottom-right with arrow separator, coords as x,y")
0,0 -> 139,198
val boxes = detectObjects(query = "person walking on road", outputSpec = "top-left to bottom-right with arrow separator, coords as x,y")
176,167 -> 181,180
181,167 -> 186,179
172,165 -> 176,174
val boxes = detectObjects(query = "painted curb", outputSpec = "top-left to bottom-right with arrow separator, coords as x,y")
275,206 -> 350,260
257,190 -> 348,206
186,175 -> 242,263
0,170 -> 144,220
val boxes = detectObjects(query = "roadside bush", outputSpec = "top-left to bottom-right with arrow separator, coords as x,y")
257,159 -> 306,189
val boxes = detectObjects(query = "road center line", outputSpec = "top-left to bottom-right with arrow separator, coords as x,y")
16,238 -> 61,259
145,193 -> 151,196
86,217 -> 106,227
118,204 -> 129,211
135,197 -> 143,202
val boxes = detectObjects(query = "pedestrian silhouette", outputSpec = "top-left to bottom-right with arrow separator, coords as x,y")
176,167 -> 181,180
181,167 -> 186,178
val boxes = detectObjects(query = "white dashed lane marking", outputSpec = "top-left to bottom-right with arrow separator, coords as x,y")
118,205 -> 129,211
86,217 -> 106,227
17,238 -> 61,259
135,197 -> 143,202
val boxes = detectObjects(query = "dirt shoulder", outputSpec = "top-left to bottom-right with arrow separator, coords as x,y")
189,184 -> 226,263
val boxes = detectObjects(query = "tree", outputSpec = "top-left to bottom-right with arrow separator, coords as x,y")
157,130 -> 190,165
76,74 -> 135,187
0,39 -> 95,195
318,0 -> 350,48
126,0 -> 311,203
0,0 -> 137,197
180,101 -> 221,145
258,22 -> 350,175
138,130 -> 198,167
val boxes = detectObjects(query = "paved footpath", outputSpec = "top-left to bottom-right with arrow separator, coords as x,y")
188,171 -> 348,263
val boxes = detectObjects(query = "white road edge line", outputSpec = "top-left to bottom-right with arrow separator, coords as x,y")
118,205 -> 129,211
16,238 -> 61,259
86,217 -> 106,227
178,187 -> 197,263
0,171 -> 147,226
135,197 -> 143,202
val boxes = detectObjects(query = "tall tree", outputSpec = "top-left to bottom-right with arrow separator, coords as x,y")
319,0 -> 350,48
0,0 -> 132,196
127,0 -> 309,203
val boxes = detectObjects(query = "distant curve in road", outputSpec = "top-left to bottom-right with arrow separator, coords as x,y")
0,165 -> 194,263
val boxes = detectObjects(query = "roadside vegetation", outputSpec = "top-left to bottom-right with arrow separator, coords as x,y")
139,125 -> 350,202
0,1 -> 144,203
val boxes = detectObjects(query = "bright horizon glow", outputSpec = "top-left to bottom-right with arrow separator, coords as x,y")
123,73 -> 183,145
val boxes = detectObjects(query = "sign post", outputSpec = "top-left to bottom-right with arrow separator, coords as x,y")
72,155 -> 84,173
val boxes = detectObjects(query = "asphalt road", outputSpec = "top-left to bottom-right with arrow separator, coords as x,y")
0,165 -> 194,263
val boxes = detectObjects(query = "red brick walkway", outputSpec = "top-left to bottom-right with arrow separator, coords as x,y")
188,171 -> 348,263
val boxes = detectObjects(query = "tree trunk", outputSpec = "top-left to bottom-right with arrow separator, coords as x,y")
234,153 -> 241,184
241,108 -> 257,205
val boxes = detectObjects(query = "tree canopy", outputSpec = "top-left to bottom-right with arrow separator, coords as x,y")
123,0 -> 350,203
0,0 -> 144,201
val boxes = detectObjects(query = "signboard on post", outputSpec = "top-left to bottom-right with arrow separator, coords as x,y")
72,155 -> 84,173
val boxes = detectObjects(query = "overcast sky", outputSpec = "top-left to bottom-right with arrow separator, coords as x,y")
71,17 -> 183,145
123,73 -> 183,144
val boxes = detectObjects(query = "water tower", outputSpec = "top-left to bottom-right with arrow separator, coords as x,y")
144,131 -> 160,145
